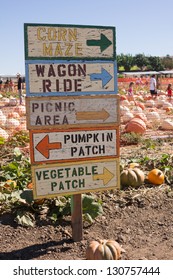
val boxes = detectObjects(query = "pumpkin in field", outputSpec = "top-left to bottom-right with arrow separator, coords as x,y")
147,169 -> 164,185
125,117 -> 146,134
161,119 -> 173,130
86,239 -> 125,260
4,179 -> 17,189
134,112 -> 147,123
0,127 -> 9,140
120,168 -> 145,188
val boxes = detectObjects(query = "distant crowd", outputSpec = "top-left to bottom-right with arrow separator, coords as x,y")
0,76 -> 25,93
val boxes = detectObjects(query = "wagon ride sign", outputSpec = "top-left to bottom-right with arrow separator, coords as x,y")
24,23 -> 118,241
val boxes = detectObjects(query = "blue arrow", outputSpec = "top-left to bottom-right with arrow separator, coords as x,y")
90,68 -> 113,88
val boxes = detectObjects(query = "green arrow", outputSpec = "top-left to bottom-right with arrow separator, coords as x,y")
86,33 -> 112,52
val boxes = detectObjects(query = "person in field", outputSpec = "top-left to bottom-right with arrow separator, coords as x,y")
127,82 -> 135,101
150,74 -> 157,99
16,73 -> 23,105
166,83 -> 172,102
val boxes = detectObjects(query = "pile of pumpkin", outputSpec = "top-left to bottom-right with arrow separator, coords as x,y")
85,167 -> 164,260
120,90 -> 173,133
0,96 -> 26,140
120,165 -> 164,188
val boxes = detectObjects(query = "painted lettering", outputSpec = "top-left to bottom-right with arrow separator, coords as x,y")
42,42 -> 83,57
34,115 -> 69,126
37,27 -> 77,42
71,145 -> 106,157
35,166 -> 98,182
50,178 -> 85,192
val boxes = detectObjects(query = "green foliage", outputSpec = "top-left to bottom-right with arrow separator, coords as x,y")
82,194 -> 103,224
0,147 -> 31,189
121,132 -> 143,145
117,53 -> 171,71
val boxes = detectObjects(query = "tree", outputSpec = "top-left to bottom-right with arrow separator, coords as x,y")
161,55 -> 173,70
117,53 -> 134,71
133,54 -> 149,70
147,56 -> 164,71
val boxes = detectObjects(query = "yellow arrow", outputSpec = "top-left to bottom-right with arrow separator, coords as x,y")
76,109 -> 110,121
93,167 -> 114,185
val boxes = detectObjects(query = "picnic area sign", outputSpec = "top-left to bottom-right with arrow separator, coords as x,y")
26,95 -> 119,129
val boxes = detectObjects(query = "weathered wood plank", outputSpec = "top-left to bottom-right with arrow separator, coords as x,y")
26,95 -> 120,129
24,23 -> 115,60
25,61 -> 117,96
29,126 -> 120,164
32,158 -> 120,199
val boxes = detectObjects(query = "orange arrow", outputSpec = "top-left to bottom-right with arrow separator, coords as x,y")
35,135 -> 62,159
76,108 -> 110,121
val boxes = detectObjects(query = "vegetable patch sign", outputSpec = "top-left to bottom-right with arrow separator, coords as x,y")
32,159 -> 119,198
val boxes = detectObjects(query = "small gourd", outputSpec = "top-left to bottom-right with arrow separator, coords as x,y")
86,239 -> 125,260
120,168 -> 145,188
147,169 -> 164,185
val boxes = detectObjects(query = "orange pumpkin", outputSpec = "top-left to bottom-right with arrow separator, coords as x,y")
4,179 -> 17,188
135,102 -> 145,110
148,169 -> 164,185
120,95 -> 127,101
125,118 -> 146,134
86,239 -> 125,260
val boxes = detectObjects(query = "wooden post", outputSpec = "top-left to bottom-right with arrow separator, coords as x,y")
71,194 -> 83,241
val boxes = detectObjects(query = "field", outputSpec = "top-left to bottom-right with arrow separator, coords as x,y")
0,81 -> 173,260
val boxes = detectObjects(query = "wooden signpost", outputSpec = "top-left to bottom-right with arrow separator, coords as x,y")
24,23 -> 118,241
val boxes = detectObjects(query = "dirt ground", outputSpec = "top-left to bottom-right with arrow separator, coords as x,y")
0,140 -> 173,261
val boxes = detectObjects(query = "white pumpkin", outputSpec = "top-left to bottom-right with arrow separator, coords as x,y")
120,105 -> 130,116
162,101 -> 173,109
6,118 -> 20,129
0,128 -> 9,140
133,106 -> 143,113
121,100 -> 130,106
145,100 -> 155,107
122,112 -> 134,123
146,112 -> 160,123
0,110 -> 7,127
161,119 -> 173,130
14,105 -> 26,116
1,97 -> 9,106
9,98 -> 18,106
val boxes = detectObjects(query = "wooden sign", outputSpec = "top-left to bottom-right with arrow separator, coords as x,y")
32,158 -> 120,199
26,95 -> 120,129
29,126 -> 119,164
24,23 -> 115,60
25,61 -> 117,96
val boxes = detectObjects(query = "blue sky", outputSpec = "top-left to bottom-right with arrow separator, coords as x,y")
1,0 -> 173,75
